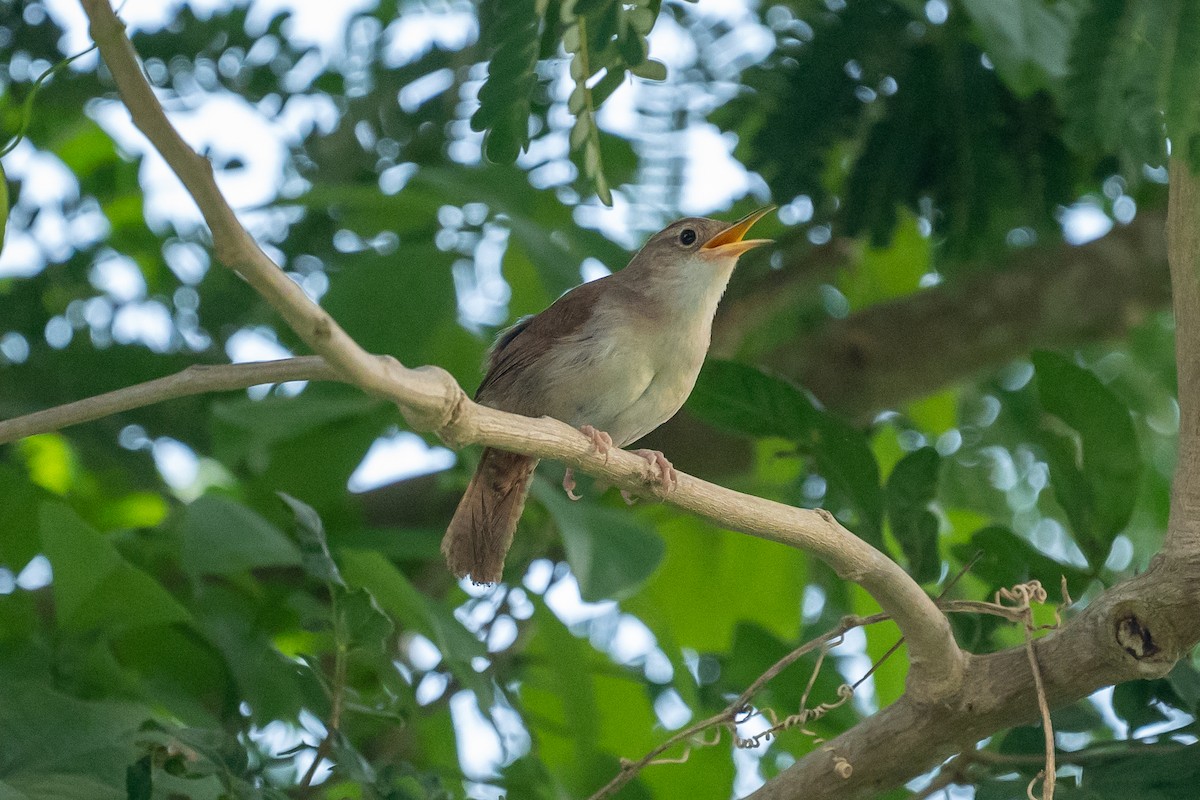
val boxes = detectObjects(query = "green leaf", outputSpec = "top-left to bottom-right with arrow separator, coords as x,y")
624,514 -> 804,652
319,246 -> 459,368
959,0 -> 1082,96
951,525 -> 1089,597
0,774 -> 123,800
472,0 -> 545,163
178,494 -> 302,577
0,465 -> 45,572
1167,660 -> 1200,713
1063,0 -> 1164,164
210,387 -> 391,510
533,480 -> 664,601
278,492 -> 344,587
1032,351 -> 1140,564
886,447 -> 941,584
211,391 -> 385,465
337,587 -> 395,656
39,503 -> 190,634
1111,680 -> 1172,732
630,58 -> 666,81
0,680 -> 147,790
519,602 -> 669,797
190,585 -> 306,724
687,360 -> 884,548
1080,744 -> 1200,797
338,549 -> 489,701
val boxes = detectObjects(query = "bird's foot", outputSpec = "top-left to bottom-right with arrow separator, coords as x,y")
562,425 -> 615,500
579,424 -> 613,459
563,468 -> 582,501
634,449 -> 677,495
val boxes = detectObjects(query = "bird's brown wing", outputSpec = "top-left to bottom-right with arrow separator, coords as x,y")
475,277 -> 609,412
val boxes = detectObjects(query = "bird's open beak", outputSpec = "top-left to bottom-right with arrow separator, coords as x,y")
701,206 -> 775,256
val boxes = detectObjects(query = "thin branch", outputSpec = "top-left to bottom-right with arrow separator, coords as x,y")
916,742 -> 1193,800
0,356 -> 340,445
585,612 -> 889,800
299,592 -> 350,794
80,0 -> 412,407
588,567 -> 1039,800
1023,618 -> 1055,800
969,741 -> 1190,767
75,0 -> 965,700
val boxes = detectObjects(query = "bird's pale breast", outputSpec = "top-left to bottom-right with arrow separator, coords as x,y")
533,302 -> 709,447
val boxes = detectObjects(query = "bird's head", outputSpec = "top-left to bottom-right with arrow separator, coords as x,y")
630,206 -> 774,274
617,206 -> 774,315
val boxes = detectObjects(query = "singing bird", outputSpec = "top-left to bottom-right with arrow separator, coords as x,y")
442,207 -> 774,583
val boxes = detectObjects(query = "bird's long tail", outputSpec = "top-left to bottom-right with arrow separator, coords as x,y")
442,448 -> 538,584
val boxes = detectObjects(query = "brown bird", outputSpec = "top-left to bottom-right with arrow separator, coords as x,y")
442,207 -> 774,583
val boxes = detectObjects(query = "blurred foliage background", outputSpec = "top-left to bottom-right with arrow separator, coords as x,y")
1,0 -> 1199,798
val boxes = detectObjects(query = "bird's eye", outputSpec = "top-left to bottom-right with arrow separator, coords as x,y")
679,228 -> 697,246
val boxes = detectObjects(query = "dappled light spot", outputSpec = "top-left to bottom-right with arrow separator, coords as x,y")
347,429 -> 456,492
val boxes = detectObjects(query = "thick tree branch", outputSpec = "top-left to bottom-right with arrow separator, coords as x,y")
74,0 -> 964,698
750,163 -> 1200,800
1166,160 -> 1200,557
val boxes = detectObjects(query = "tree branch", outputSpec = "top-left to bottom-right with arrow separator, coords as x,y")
74,0 -> 963,698
1166,159 -> 1200,557
0,357 -> 339,445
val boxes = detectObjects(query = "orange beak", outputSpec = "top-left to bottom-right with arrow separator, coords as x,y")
700,206 -> 775,257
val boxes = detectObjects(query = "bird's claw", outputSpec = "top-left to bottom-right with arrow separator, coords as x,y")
563,468 -> 582,501
563,425 -> 614,500
579,424 -> 614,459
634,449 -> 677,495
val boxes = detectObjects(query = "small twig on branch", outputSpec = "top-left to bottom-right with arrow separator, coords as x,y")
299,589 -> 351,794
969,741 -> 1189,767
584,612 -> 890,800
0,356 -> 340,445
993,583 -> 1056,800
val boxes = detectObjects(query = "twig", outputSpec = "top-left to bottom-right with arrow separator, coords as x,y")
584,613 -> 889,800
982,582 -> 1055,800
298,589 -> 351,794
970,741 -> 1189,766
0,357 -> 339,444
0,44 -> 97,156
910,753 -> 970,800
1023,617 -> 1055,800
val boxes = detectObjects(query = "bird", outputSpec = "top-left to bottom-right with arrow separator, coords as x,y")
442,207 -> 774,584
